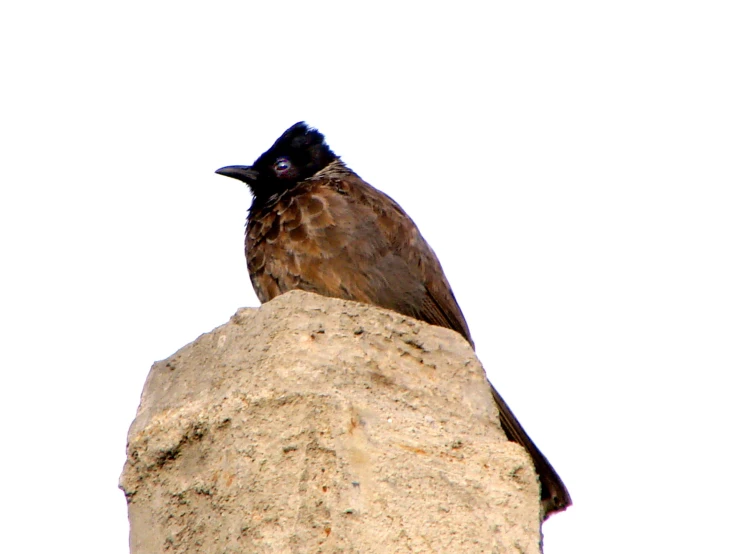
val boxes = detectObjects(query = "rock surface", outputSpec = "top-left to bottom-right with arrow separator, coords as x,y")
120,290 -> 542,553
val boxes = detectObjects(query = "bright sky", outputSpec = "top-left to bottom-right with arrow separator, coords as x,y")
2,2 -> 737,553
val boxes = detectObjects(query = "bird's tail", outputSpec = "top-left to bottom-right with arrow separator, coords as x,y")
489,382 -> 572,519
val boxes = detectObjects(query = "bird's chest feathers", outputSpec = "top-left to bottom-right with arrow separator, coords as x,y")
246,185 -> 354,270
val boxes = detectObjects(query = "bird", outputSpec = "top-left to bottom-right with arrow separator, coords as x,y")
215,122 -> 571,519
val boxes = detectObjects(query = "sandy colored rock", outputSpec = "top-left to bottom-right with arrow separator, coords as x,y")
120,290 -> 542,553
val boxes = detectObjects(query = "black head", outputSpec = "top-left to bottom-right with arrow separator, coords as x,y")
215,122 -> 338,199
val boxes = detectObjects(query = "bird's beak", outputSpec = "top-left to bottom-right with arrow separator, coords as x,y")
215,165 -> 259,184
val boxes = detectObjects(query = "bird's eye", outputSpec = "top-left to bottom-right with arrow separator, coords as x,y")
274,158 -> 292,173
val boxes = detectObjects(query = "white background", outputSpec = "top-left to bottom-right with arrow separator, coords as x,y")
2,2 -> 737,553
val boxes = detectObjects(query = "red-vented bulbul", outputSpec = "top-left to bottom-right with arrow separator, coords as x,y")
216,122 -> 571,519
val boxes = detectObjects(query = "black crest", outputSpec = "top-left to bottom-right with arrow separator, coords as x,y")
216,122 -> 338,200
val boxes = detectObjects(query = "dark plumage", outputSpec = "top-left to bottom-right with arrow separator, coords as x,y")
216,122 -> 571,519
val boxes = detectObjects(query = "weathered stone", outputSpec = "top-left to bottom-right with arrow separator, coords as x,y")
120,290 -> 541,553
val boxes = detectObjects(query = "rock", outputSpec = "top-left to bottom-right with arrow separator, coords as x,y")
120,290 -> 542,553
